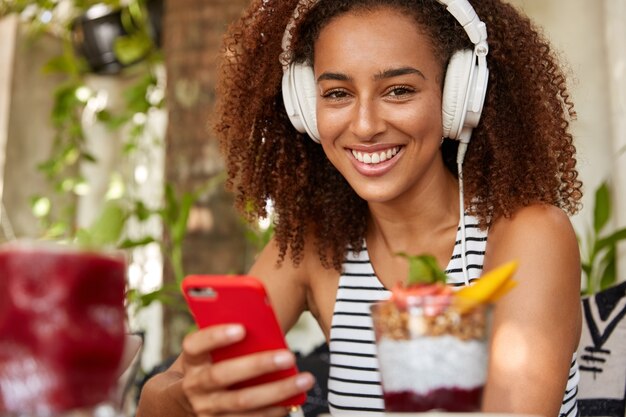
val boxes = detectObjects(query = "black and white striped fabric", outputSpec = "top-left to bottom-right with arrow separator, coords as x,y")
327,214 -> 580,416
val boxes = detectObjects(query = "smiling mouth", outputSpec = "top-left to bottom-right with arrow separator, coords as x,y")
350,146 -> 402,164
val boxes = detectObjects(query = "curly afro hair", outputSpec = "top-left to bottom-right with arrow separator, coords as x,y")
213,0 -> 582,271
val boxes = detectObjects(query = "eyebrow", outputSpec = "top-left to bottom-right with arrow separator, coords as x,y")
317,66 -> 425,83
317,72 -> 352,82
374,67 -> 425,80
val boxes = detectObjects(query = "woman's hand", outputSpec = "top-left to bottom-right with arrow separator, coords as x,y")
180,324 -> 315,416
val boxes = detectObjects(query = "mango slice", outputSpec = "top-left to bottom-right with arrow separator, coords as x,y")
454,260 -> 519,313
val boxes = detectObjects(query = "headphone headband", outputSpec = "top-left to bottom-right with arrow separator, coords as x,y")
436,0 -> 487,45
280,0 -> 318,69
281,0 -> 488,66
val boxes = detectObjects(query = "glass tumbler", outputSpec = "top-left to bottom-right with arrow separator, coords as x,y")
371,294 -> 491,412
0,240 -> 127,416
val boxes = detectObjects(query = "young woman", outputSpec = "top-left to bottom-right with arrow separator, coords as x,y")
137,0 -> 583,416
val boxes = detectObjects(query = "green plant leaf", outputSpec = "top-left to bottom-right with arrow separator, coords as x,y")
96,109 -> 132,130
170,245 -> 184,284
77,200 -> 127,248
123,142 -> 138,154
594,227 -> 626,253
593,182 -> 611,234
61,144 -> 80,165
114,33 -> 152,65
43,54 -> 75,75
128,287 -> 175,309
138,289 -> 167,308
81,152 -> 98,163
44,221 -> 69,239
396,252 -> 447,285
172,192 -> 195,243
162,183 -> 179,225
124,73 -> 157,113
133,200 -> 153,221
581,262 -> 592,278
119,236 -> 157,249
580,262 -> 593,295
51,83 -> 83,126
598,246 -> 617,292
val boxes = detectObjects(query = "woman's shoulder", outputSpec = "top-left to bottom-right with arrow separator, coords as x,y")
488,203 -> 576,245
485,203 -> 580,278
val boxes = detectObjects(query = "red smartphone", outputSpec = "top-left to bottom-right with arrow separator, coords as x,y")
181,275 -> 306,407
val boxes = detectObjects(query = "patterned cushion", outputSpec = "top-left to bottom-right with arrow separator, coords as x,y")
577,281 -> 626,417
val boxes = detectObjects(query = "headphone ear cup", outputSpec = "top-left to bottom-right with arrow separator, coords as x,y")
281,63 -> 320,142
441,49 -> 474,140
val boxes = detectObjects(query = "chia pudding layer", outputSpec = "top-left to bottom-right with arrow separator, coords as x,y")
377,335 -> 488,393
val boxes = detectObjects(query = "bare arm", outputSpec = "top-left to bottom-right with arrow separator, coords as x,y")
482,204 -> 582,417
135,238 -> 314,417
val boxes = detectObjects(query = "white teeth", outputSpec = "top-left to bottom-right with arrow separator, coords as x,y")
351,146 -> 401,164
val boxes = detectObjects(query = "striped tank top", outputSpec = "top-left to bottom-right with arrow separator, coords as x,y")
328,214 -> 580,416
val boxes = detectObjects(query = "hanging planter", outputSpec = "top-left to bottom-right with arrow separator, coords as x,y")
71,0 -> 162,75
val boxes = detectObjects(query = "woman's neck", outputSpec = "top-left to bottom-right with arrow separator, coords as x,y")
366,168 -> 461,255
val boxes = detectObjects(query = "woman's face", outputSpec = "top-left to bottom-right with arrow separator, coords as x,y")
314,7 -> 447,204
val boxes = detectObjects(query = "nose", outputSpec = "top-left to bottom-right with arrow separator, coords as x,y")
350,99 -> 386,141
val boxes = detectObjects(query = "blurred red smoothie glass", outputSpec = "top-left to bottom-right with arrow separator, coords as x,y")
0,240 -> 127,416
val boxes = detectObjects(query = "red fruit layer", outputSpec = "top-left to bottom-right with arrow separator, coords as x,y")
384,385 -> 483,412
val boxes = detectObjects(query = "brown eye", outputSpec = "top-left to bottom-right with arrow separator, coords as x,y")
387,86 -> 414,97
322,89 -> 350,100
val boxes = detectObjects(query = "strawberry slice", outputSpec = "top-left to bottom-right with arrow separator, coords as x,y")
390,282 -> 453,310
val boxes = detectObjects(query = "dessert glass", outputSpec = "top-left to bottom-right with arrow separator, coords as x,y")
371,294 -> 490,412
0,240 -> 127,416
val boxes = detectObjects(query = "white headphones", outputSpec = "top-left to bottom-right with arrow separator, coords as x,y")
280,0 -> 489,145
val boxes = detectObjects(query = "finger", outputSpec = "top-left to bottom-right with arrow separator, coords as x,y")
182,324 -> 245,366
193,372 -> 315,414
185,349 -> 297,393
